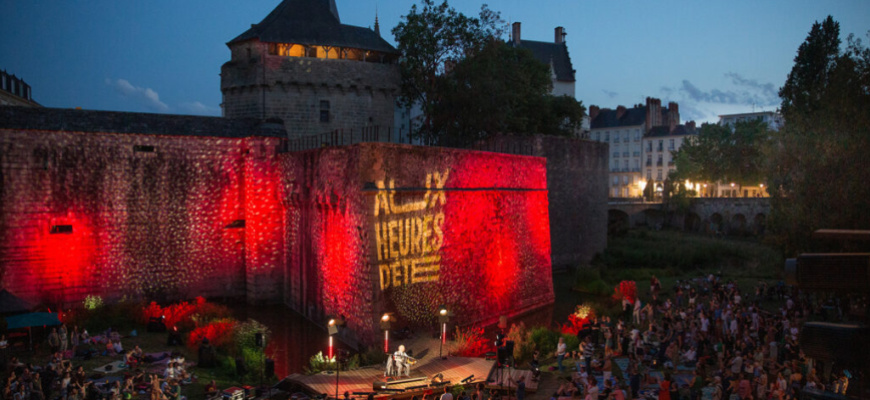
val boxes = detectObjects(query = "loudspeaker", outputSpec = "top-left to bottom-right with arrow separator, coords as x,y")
255,333 -> 264,348
372,381 -> 388,391
265,358 -> 275,378
800,322 -> 869,367
236,357 -> 247,376
497,341 -> 515,366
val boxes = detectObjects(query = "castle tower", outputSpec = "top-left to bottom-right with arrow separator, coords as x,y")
221,0 -> 400,139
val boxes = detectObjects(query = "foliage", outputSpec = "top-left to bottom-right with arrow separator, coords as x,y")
451,384 -> 467,399
561,305 -> 593,335
186,319 -> 236,351
767,16 -> 870,254
242,346 -> 267,382
573,267 -> 612,296
434,41 -> 584,145
140,296 -> 231,332
304,351 -> 336,374
393,1 -> 584,145
506,322 -> 535,364
671,120 -> 770,186
612,281 -> 638,304
450,325 -> 489,357
392,0 -> 505,143
83,295 -> 104,310
592,230 -> 782,277
64,298 -> 142,333
233,319 -> 271,353
529,326 -> 559,355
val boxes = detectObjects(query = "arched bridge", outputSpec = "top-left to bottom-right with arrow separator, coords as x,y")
608,198 -> 771,235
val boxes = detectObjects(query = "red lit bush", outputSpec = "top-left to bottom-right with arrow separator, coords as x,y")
450,325 -> 490,357
561,305 -> 594,335
612,280 -> 638,304
140,296 -> 231,331
187,319 -> 237,351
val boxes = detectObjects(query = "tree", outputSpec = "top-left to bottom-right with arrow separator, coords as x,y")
433,41 -> 585,145
392,0 -> 505,143
767,16 -> 870,254
671,120 -> 770,186
393,1 -> 585,145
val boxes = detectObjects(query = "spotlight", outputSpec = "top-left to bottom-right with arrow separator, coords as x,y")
380,313 -> 392,353
382,314 -> 391,322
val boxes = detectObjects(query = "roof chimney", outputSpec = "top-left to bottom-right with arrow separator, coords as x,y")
555,27 -> 566,44
616,105 -> 627,119
512,22 -> 521,44
686,121 -> 696,131
667,101 -> 680,132
589,105 -> 600,121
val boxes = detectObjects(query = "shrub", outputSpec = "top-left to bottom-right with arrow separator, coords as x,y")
450,325 -> 489,357
187,319 -> 237,351
506,322 -> 534,364
234,319 -> 271,352
83,295 -> 104,310
529,326 -> 559,355
304,351 -> 336,374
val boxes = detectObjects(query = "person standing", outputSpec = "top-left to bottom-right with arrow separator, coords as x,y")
659,373 -> 672,400
440,386 -> 453,400
47,328 -> 60,354
556,337 -> 567,374
581,336 -> 594,373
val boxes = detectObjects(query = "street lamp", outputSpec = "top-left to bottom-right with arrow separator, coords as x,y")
327,317 -> 344,400
438,306 -> 450,359
380,313 -> 392,354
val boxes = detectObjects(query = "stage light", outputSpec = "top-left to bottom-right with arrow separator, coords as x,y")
461,375 -> 474,383
380,313 -> 391,353
438,306 -> 450,359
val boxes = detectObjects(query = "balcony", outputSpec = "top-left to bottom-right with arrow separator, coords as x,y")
645,161 -> 652,166
657,146 -> 663,152
656,161 -> 663,166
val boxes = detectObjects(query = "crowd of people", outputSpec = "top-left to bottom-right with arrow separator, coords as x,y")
1,325 -> 191,400
549,274 -> 863,400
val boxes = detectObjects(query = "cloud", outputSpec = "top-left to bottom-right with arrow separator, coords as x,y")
724,72 -> 780,106
105,78 -> 169,112
602,89 -> 618,98
179,101 -> 220,116
680,80 -> 741,104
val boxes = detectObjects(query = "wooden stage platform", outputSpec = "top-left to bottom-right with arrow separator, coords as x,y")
284,357 -> 538,399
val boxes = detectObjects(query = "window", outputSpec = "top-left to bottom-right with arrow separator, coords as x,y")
605,132 -> 610,141
595,132 -> 600,141
646,155 -> 652,166
669,139 -> 675,150
623,160 -> 628,170
647,171 -> 652,180
612,176 -> 619,186
634,159 -> 640,170
614,132 -> 619,142
657,140 -> 663,151
646,142 -> 652,152
635,130 -> 640,141
657,169 -> 663,180
133,145 -> 155,153
623,175 -> 629,185
320,100 -> 330,122
657,155 -> 663,166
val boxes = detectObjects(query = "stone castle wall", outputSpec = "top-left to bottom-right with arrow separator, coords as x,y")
0,108 -> 286,306
221,41 -> 399,139
478,135 -> 609,268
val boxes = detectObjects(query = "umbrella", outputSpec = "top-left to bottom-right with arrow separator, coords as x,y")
5,312 -> 61,330
4,312 -> 61,351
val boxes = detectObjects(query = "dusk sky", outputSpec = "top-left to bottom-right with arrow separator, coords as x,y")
2,0 -> 868,123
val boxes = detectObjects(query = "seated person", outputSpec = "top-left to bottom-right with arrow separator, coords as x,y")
125,351 -> 139,369
681,347 -> 697,367
113,339 -> 124,355
204,380 -> 218,397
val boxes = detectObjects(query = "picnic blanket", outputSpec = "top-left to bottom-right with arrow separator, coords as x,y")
86,375 -> 125,385
93,361 -> 127,374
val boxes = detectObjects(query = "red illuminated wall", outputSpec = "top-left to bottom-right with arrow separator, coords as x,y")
0,127 -> 283,305
281,143 -> 554,342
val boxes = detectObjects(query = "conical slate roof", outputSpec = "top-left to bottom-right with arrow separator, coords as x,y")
229,0 -> 398,54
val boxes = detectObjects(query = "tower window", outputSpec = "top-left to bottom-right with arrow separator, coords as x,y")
320,100 -> 330,123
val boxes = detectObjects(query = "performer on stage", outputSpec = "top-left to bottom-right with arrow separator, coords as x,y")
393,345 -> 411,377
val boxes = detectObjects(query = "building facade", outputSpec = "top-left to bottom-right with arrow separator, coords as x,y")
508,22 -> 576,97
0,70 -> 40,107
718,111 -> 781,131
589,97 -> 696,198
221,0 -> 400,139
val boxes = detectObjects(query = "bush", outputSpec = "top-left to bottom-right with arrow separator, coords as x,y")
450,325 -> 489,357
304,351 -> 336,374
187,319 -> 237,351
506,322 -> 534,365
561,333 -> 579,355
529,326 -> 559,355
234,319 -> 271,352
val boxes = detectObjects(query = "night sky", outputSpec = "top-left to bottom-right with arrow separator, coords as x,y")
1,0 -> 868,123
